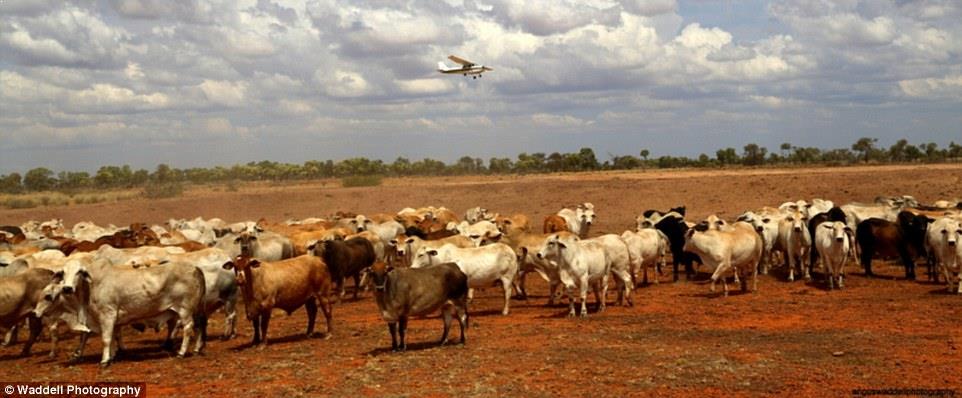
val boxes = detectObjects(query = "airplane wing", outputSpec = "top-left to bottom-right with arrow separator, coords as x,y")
448,55 -> 475,67
481,66 -> 493,71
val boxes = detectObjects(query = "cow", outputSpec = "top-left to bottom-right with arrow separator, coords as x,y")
841,201 -> 903,231
925,217 -> 962,292
807,207 -> 848,270
222,255 -> 333,346
736,207 -> 787,274
856,211 -> 932,279
642,205 -> 687,221
0,252 -> 29,278
778,210 -> 812,281
465,207 -> 496,224
410,243 -> 518,315
557,204 -> 595,238
806,198 -> 835,219
683,221 -> 763,296
543,215 -> 569,234
586,234 -> 634,306
455,220 -> 501,247
814,221 -> 855,290
495,214 -> 530,235
0,268 -> 53,356
536,234 -> 609,317
621,229 -> 669,285
39,258 -> 206,366
651,213 -> 700,282
154,248 -> 239,340
370,261 -> 468,351
493,230 -> 562,304
308,237 -> 376,302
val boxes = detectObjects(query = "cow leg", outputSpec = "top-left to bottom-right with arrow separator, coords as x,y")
251,316 -> 261,345
398,316 -> 408,351
335,277 -> 345,304
439,303 -> 453,345
942,265 -> 955,292
803,248 -> 812,281
19,316 -> 42,357
162,318 -> 176,351
501,277 -> 512,315
352,274 -> 361,300
3,323 -> 21,347
467,288 -> 475,303
258,313 -> 271,348
177,310 -> 195,358
99,314 -> 117,367
579,282 -> 589,318
672,260 -> 680,283
193,313 -> 207,355
515,270 -> 528,300
48,323 -> 59,358
70,332 -> 90,362
318,293 -> 333,338
788,254 -> 796,282
388,322 -> 399,351
898,246 -> 916,280
861,246 -> 874,277
222,296 -> 238,340
456,299 -> 468,345
305,298 -> 318,337
617,269 -> 632,306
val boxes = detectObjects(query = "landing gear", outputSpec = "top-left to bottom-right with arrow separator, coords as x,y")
472,76 -> 476,79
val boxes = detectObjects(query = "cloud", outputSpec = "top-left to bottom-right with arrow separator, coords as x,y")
197,79 -> 248,107
899,74 -> 962,100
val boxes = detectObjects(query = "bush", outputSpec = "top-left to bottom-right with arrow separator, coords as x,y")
341,175 -> 382,187
2,197 -> 36,209
143,181 -> 184,199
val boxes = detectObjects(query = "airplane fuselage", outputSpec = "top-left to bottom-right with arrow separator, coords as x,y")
438,66 -> 486,75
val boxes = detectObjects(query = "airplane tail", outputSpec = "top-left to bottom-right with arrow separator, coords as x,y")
437,61 -> 449,71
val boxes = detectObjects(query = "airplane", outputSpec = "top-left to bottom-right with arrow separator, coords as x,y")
437,55 -> 492,79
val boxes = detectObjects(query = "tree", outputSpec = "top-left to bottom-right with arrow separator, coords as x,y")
23,167 -> 55,191
488,157 -> 513,173
851,137 -> 877,163
0,173 -> 22,193
780,142 -> 791,159
639,149 -> 650,161
715,147 -> 738,165
577,148 -> 599,170
742,143 -> 767,166
889,139 -> 909,162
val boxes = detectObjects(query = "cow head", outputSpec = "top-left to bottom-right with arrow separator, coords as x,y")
821,221 -> 850,243
59,259 -> 92,295
576,207 -> 596,226
411,247 -> 439,269
940,220 -> 962,247
395,237 -> 416,257
537,234 -> 571,261
786,211 -> 808,233
370,262 -> 393,292
704,215 -> 727,231
223,256 -> 260,286
234,233 -> 258,257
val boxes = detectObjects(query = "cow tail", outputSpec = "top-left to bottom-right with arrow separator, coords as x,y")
192,268 -> 209,340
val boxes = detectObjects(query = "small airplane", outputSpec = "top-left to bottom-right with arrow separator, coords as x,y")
437,55 -> 492,79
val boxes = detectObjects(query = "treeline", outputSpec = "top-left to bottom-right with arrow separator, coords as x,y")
1,137 -> 960,194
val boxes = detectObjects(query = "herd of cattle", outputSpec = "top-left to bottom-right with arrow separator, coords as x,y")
1,196 -> 961,364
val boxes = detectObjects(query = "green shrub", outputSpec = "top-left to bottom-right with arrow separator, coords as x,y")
341,175 -> 383,187
143,181 -> 185,199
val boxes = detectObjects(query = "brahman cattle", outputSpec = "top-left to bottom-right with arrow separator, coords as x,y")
223,255 -> 333,346
683,221 -> 763,296
0,268 -> 53,356
370,261 -> 468,351
536,233 -> 610,317
410,243 -> 518,315
925,217 -> 962,292
814,221 -> 855,290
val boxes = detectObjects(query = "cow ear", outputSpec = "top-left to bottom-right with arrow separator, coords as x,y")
557,241 -> 567,249
685,229 -> 695,239
822,224 -> 833,229
52,270 -> 64,283
233,236 -> 242,243
222,261 -> 234,270
79,269 -> 92,282
249,260 -> 261,268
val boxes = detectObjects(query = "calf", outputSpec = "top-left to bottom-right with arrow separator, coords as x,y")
222,255 -> 333,346
925,217 -> 962,292
807,207 -> 847,270
0,268 -> 53,356
370,261 -> 468,351
683,222 -> 763,296
309,237 -> 376,302
856,211 -> 931,279
536,234 -> 610,317
410,243 -> 518,315
814,221 -> 855,290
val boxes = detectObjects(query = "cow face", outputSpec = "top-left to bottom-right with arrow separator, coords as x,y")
370,262 -> 393,291
234,233 -> 258,257
577,207 -> 596,226
704,215 -> 727,231
536,235 -> 567,261
410,247 -> 439,269
60,260 -> 91,295
787,211 -> 808,233
941,222 -> 962,247
33,283 -> 64,319
224,256 -> 260,285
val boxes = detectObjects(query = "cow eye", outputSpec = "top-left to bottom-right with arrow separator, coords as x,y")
44,294 -> 52,301
470,235 -> 480,239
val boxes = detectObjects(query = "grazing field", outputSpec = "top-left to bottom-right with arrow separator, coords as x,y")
2,164 -> 961,397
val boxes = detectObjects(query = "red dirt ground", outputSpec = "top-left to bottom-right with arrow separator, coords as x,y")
1,164 -> 961,397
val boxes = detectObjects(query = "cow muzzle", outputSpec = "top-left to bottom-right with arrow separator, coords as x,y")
793,226 -> 802,232
61,286 -> 74,295
836,237 -> 845,242
949,240 -> 957,247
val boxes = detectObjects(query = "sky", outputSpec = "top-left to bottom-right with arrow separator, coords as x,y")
1,0 -> 961,174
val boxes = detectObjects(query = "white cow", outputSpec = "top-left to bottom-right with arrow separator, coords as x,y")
536,233 -> 610,317
926,217 -> 962,293
840,202 -> 902,231
586,234 -> 633,306
557,203 -> 596,238
814,221 -> 855,290
410,243 -> 518,315
495,231 -> 562,304
392,234 -> 473,266
38,258 -> 206,366
736,208 -> 788,274
683,221 -> 763,296
455,220 -> 501,247
464,207 -> 497,224
778,210 -> 812,281
621,229 -> 669,285
807,199 -> 835,219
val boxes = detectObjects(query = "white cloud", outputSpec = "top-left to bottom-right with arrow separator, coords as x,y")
531,113 -> 593,127
899,75 -> 962,100
396,79 -> 454,95
198,79 -> 248,107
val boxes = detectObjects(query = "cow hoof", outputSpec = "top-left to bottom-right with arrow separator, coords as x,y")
99,361 -> 111,369
567,312 -> 576,318
176,353 -> 186,359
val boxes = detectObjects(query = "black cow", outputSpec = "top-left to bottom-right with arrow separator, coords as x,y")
653,214 -> 700,282
855,211 -> 931,279
309,237 -> 376,302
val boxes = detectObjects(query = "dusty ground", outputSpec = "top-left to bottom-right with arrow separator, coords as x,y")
2,164 -> 961,397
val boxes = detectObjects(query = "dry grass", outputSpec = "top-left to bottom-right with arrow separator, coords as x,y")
0,190 -> 142,209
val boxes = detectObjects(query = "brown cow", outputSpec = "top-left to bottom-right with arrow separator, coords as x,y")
543,215 -> 569,234
308,238 -> 376,302
496,213 -> 531,235
222,255 -> 333,346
